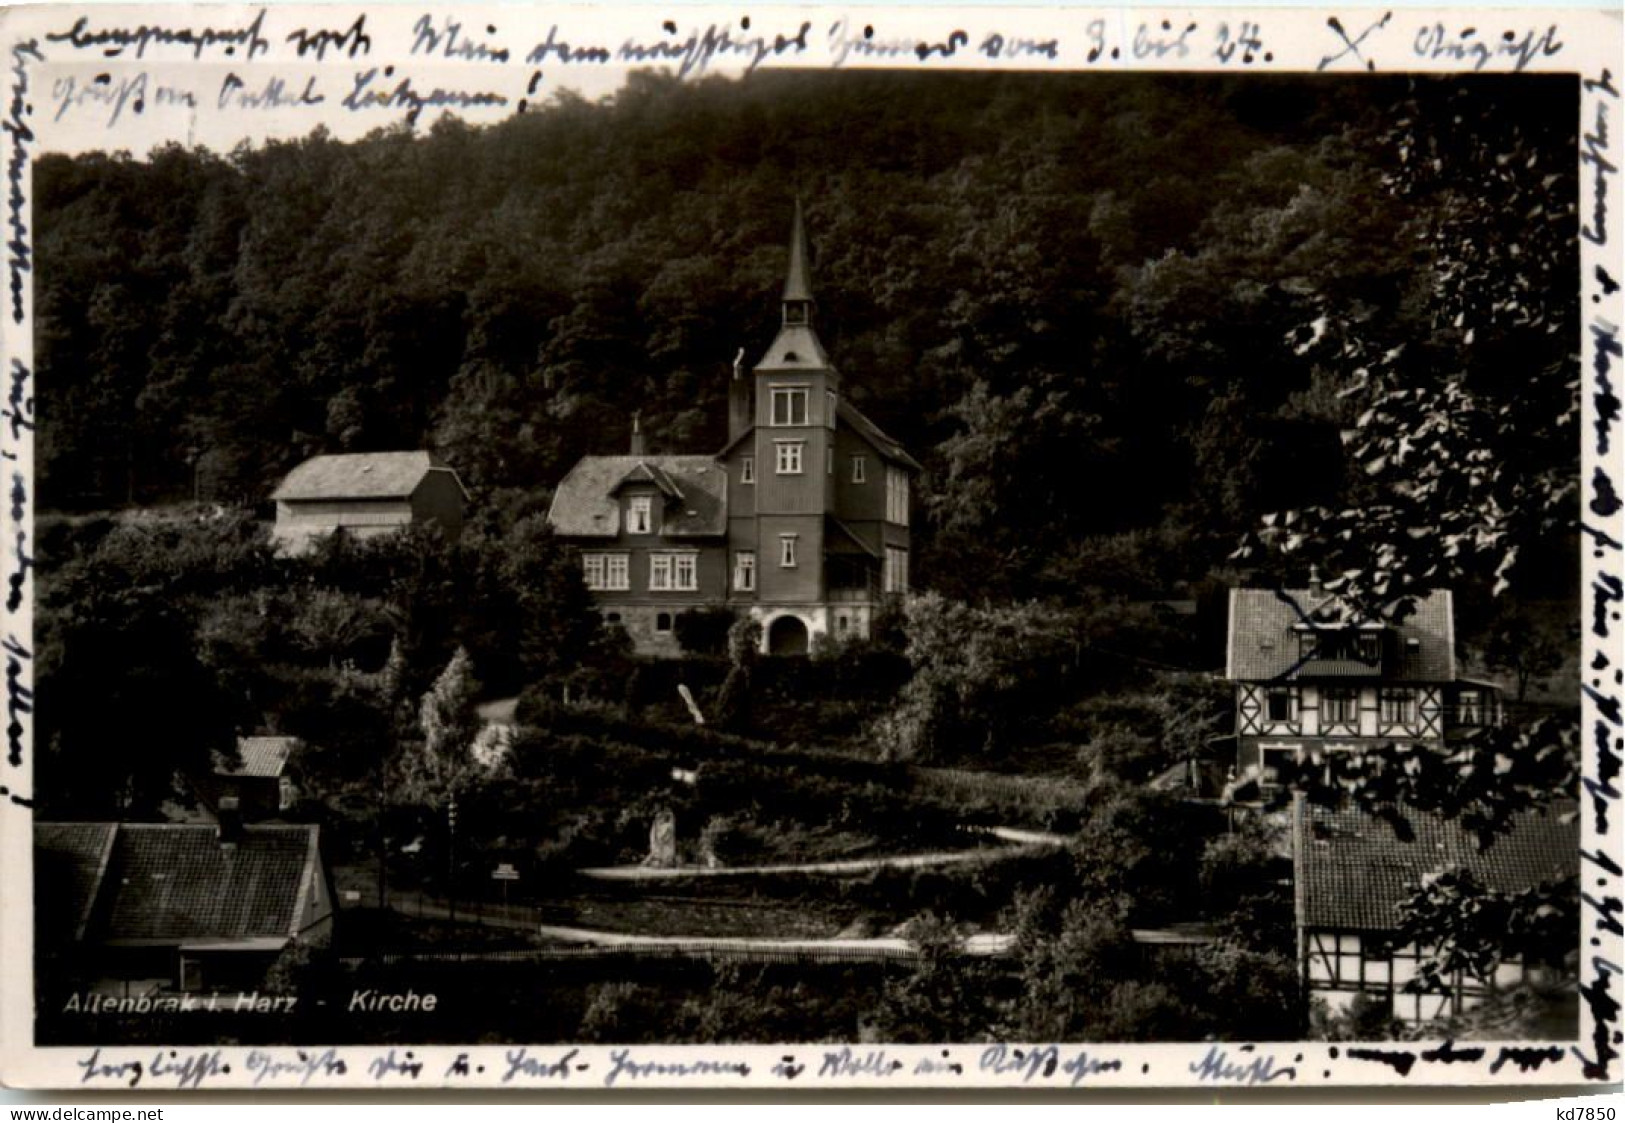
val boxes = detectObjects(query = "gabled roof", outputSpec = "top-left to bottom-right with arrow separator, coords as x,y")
271,451 -> 469,503
839,399 -> 923,472
826,516 -> 879,558
35,822 -> 323,945
34,822 -> 116,943
216,736 -> 297,779
547,455 -> 727,539
713,399 -> 923,472
1294,801 -> 1577,932
1226,587 -> 1455,682
610,460 -> 684,500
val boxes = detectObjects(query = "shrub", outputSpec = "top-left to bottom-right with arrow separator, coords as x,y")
674,607 -> 739,656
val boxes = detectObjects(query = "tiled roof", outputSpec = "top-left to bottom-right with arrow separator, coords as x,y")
547,456 -> 727,539
827,516 -> 880,558
1294,801 -> 1577,933
612,460 -> 683,500
838,399 -> 924,472
36,823 -> 320,944
216,736 -> 297,778
271,451 -> 468,502
34,822 -> 116,942
1226,587 -> 1455,682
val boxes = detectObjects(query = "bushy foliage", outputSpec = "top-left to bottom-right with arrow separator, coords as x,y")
876,592 -> 1083,763
673,606 -> 738,657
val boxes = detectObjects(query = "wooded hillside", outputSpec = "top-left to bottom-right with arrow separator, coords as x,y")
34,70 -> 1578,601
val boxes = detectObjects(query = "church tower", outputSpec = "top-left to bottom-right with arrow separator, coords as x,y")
749,200 -> 840,608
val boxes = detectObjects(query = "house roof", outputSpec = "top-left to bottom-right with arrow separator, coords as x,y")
1226,587 -> 1455,682
713,398 -> 921,472
271,451 -> 469,503
215,736 -> 297,779
1293,800 -> 1577,933
826,516 -> 880,558
611,460 -> 683,500
34,822 -> 322,945
546,455 -> 727,539
839,399 -> 924,472
34,822 -> 116,943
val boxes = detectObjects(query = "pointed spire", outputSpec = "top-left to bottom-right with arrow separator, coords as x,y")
782,197 -> 814,307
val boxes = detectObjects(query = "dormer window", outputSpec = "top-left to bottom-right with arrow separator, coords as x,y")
627,495 -> 652,535
1298,627 -> 1383,664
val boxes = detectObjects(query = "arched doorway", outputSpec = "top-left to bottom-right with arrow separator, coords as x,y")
767,614 -> 810,656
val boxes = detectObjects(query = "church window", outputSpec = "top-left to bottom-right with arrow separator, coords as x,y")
649,552 -> 697,592
780,534 -> 798,568
771,386 -> 810,426
776,441 -> 804,475
583,553 -> 628,591
884,547 -> 909,593
673,554 -> 697,591
627,495 -> 652,534
885,466 -> 910,525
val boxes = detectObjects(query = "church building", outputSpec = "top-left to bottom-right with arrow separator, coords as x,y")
546,203 -> 921,656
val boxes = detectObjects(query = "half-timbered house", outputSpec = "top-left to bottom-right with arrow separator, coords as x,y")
1226,583 -> 1501,787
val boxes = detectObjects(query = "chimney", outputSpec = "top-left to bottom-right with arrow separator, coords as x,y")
728,347 -> 752,443
630,412 -> 646,457
216,795 -> 242,848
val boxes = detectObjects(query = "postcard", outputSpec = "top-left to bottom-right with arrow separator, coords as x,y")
0,1 -> 1620,1092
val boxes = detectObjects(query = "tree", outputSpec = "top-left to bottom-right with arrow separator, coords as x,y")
398,646 -> 485,805
1230,81 -> 1581,865
875,593 -> 1080,763
1484,608 -> 1565,703
865,913 -> 994,1043
712,617 -> 761,731
1395,866 -> 1578,993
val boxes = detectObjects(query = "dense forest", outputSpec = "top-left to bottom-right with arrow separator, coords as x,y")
29,70 -> 1587,1044
35,70 -> 1578,604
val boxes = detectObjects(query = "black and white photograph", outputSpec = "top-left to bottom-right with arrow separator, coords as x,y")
0,1 -> 1620,1095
